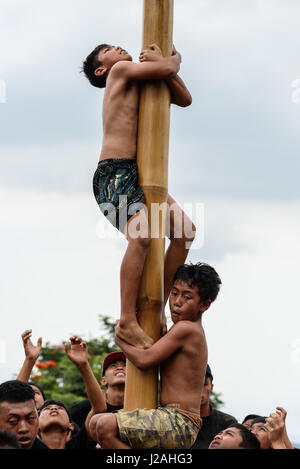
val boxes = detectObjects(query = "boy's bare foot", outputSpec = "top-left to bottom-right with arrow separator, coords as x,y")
116,320 -> 154,349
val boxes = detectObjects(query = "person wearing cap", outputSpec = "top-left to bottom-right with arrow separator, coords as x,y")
191,364 -> 237,449
69,350 -> 126,428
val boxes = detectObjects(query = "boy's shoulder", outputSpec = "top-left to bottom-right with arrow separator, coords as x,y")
109,60 -> 135,79
169,320 -> 204,338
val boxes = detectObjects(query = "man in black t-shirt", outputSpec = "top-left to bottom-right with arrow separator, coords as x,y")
38,400 -> 92,449
69,351 -> 126,427
191,364 -> 237,449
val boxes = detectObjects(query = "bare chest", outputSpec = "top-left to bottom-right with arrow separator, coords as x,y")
102,81 -> 139,126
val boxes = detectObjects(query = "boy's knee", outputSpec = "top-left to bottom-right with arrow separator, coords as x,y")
171,222 -> 196,244
129,232 -> 152,249
184,222 -> 196,242
95,413 -> 118,443
89,414 -> 101,441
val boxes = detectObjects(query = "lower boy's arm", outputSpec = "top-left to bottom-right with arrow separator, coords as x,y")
115,323 -> 188,369
115,337 -> 149,369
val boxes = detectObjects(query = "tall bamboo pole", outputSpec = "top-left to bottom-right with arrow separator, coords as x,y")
124,0 -> 174,411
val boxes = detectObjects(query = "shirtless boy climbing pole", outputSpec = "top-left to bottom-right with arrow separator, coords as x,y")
89,262 -> 222,449
83,43 -> 194,349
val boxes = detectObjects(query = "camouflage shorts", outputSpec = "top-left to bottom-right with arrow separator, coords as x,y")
116,407 -> 199,449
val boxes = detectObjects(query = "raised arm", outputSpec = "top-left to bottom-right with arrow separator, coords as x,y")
115,321 -> 192,370
139,44 -> 192,107
64,336 -> 107,435
17,329 -> 42,382
111,43 -> 181,82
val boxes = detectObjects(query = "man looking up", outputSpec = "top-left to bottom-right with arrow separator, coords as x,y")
69,351 -> 126,428
0,380 -> 43,449
208,424 -> 260,450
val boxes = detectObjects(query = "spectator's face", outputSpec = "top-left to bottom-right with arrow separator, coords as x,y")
251,423 -> 271,449
30,385 -> 44,411
39,404 -> 72,432
201,376 -> 213,407
101,360 -> 126,387
209,427 -> 243,449
0,400 -> 38,449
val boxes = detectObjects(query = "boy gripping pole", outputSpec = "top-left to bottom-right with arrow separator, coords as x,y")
83,40 -> 194,351
90,263 -> 222,449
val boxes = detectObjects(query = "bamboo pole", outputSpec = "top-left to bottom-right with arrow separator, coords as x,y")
124,0 -> 174,411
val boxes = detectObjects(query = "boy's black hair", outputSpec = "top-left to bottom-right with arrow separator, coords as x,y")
227,423 -> 261,449
82,44 -> 110,88
0,380 -> 35,405
173,262 -> 221,302
29,381 -> 46,401
39,400 -> 71,422
0,430 -> 21,449
242,414 -> 263,424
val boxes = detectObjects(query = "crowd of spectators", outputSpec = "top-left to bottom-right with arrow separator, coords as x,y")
0,329 -> 295,450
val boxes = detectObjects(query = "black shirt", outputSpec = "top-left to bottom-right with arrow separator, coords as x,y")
69,399 -> 123,428
30,426 -> 90,450
191,407 -> 237,449
65,425 -> 89,449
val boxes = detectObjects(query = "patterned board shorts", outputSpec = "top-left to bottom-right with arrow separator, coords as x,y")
115,407 -> 200,450
93,158 -> 145,233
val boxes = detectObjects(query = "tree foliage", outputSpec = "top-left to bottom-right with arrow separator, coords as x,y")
29,315 -> 117,408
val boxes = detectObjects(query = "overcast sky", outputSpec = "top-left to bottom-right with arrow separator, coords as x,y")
1,0 -> 300,444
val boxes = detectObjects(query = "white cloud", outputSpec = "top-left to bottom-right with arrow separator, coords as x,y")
0,0 -> 143,73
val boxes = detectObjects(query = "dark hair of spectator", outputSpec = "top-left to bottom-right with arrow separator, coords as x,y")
39,400 -> 72,422
0,430 -> 21,449
29,381 -> 46,401
174,262 -> 222,302
242,414 -> 263,424
227,423 -> 261,449
82,44 -> 110,88
0,380 -> 35,405
251,417 -> 267,426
